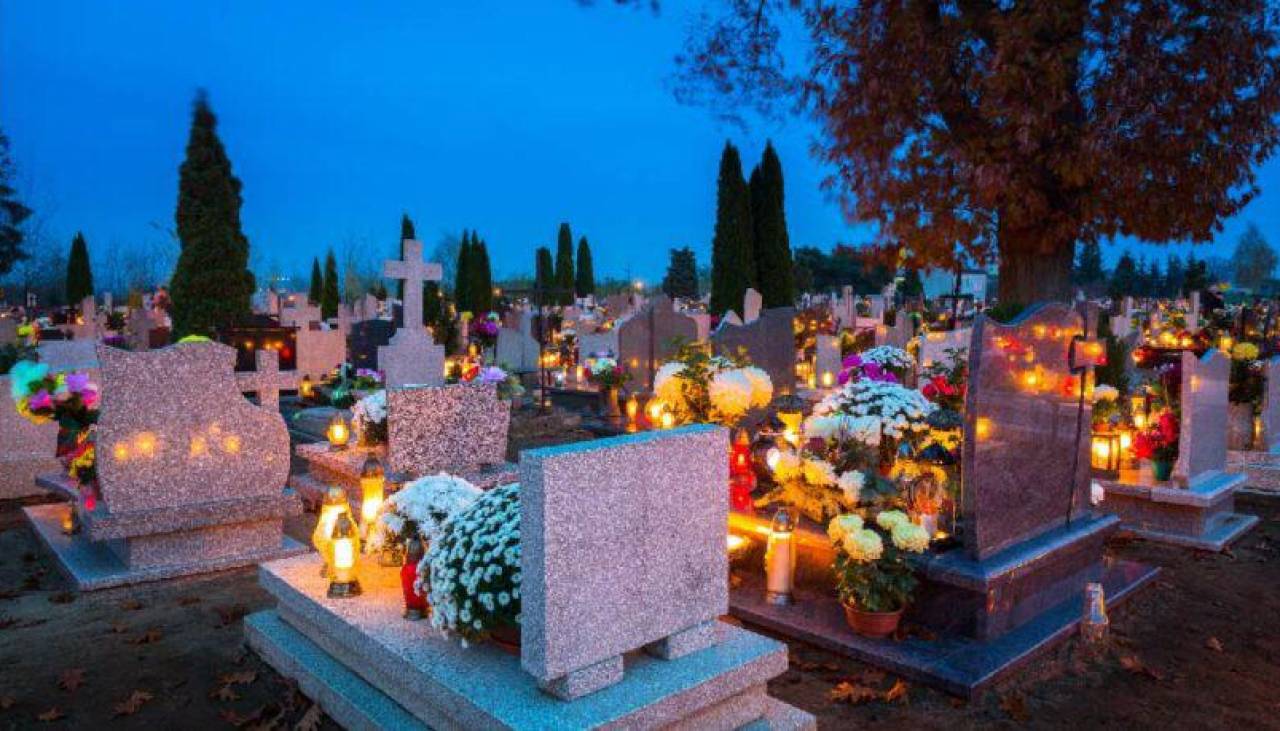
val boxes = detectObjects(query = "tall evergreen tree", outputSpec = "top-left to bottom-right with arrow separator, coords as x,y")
0,129 -> 31,277
1073,241 -> 1105,290
454,231 -> 474,314
1231,223 -> 1277,291
748,141 -> 794,308
709,141 -> 755,315
662,247 -> 699,299
397,213 -> 416,300
170,92 -> 254,338
321,249 -> 340,320
308,257 -> 323,305
1108,251 -> 1139,298
534,246 -> 554,300
424,281 -> 447,342
1184,253 -> 1209,295
65,231 -> 94,305
472,233 -> 493,313
554,223 -> 575,305
1164,254 -> 1186,298
575,236 -> 595,297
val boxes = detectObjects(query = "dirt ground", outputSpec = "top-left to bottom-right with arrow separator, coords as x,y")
1,407 -> 1277,730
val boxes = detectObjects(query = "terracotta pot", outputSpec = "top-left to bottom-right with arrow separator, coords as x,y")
1152,459 -> 1174,482
489,624 -> 522,655
842,602 -> 903,639
1227,402 -> 1255,451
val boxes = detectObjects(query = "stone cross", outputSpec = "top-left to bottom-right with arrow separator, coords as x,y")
382,239 -> 441,335
236,349 -> 298,412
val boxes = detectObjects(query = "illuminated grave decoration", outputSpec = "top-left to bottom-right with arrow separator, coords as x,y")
217,315 -> 298,372
1099,349 -> 1259,550
378,238 -> 445,388
725,302 -> 1159,699
246,425 -> 813,728
23,341 -> 306,591
1227,356 -> 1280,495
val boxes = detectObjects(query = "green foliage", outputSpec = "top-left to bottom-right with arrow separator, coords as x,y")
321,249 -> 340,319
1183,253 -> 1209,294
749,141 -> 794,308
471,233 -> 493,313
0,129 -> 31,277
0,341 -> 37,373
454,231 -> 474,314
986,301 -> 1027,323
554,223 -> 575,305
833,542 -> 918,613
170,92 -> 254,338
709,141 -> 754,315
792,245 -> 894,293
64,231 -> 94,305
534,246 -> 554,301
662,246 -> 699,299
1073,240 -> 1105,289
308,257 -> 322,305
574,236 -> 595,297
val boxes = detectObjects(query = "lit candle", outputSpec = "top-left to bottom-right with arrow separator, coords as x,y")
327,413 -> 350,450
765,508 -> 797,605
661,411 -> 675,429
359,456 -> 385,530
327,514 -> 363,598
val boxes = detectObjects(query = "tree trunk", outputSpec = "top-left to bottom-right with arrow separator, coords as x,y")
997,230 -> 1075,305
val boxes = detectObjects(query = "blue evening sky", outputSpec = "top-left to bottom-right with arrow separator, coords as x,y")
2,2 -> 1277,285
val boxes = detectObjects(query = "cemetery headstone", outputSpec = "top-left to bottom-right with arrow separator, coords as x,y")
235,348 -> 298,412
280,304 -> 322,329
814,334 -> 842,387
348,319 -> 395,372
1,374 -> 58,499
378,240 -> 445,388
386,382 -> 514,488
712,307 -> 796,394
0,317 -> 17,346
617,294 -> 698,388
743,288 -> 763,324
496,326 -> 541,371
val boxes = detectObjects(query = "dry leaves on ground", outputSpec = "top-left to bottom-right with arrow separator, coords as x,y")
1119,654 -> 1165,681
128,628 -> 163,645
884,678 -> 909,703
1206,637 -> 1224,652
57,668 -> 84,692
112,689 -> 154,717
35,707 -> 64,722
829,681 -> 880,705
1000,693 -> 1030,722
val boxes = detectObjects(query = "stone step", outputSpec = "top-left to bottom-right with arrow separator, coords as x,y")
255,553 -> 812,729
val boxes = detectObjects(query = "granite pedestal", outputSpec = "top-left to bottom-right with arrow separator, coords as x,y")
1098,468 -> 1259,551
1227,447 -> 1280,497
26,473 -> 306,591
248,554 -> 813,730
728,510 -> 1157,698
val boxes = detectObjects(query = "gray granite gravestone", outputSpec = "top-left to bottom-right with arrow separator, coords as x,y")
1260,357 -> 1280,450
378,240 -> 445,388
496,327 -> 540,371
0,317 -> 18,346
1226,357 -> 1280,495
617,295 -> 698,388
711,307 -> 796,394
814,334 -> 841,387
23,341 -> 304,590
1173,349 -> 1230,485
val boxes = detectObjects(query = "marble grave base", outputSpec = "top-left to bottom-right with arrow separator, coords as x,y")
1098,467 -> 1259,551
248,553 -> 814,730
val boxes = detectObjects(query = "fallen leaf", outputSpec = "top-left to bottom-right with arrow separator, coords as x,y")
1119,654 -> 1164,680
57,668 -> 85,692
219,670 -> 258,687
112,689 -> 153,717
294,704 -> 323,731
1000,693 -> 1030,722
129,628 -> 163,645
0,695 -> 15,709
36,707 -> 64,722
883,678 -> 910,703
1206,637 -> 1224,652
828,681 -> 879,705
210,685 -> 241,702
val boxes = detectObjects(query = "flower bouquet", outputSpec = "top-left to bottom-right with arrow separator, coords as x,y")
468,313 -> 501,352
585,357 -> 630,390
421,483 -> 522,647
8,360 -> 100,504
351,390 -> 388,447
653,341 -> 772,427
827,510 -> 930,637
1134,411 -> 1179,481
366,473 -> 483,554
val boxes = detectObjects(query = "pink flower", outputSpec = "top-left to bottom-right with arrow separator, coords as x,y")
80,388 -> 100,410
28,389 -> 53,411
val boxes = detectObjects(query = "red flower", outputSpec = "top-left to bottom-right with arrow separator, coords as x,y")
1158,412 -> 1178,443
1133,432 -> 1154,459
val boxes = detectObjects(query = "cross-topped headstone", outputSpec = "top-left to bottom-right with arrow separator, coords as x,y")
382,239 -> 441,335
235,349 -> 298,412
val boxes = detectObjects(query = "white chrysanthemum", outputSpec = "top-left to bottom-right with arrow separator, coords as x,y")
891,521 -> 931,553
802,458 -> 838,486
842,528 -> 883,561
875,509 -> 911,531
837,470 -> 865,505
1092,384 -> 1120,402
827,513 -> 864,544
739,366 -> 774,409
351,389 -> 388,431
654,362 -> 687,410
859,345 -> 915,371
709,369 -> 754,421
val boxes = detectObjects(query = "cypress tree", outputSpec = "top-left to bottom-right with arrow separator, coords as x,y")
308,257 -> 322,304
0,129 -> 31,277
554,223 -> 575,305
662,247 -> 699,300
424,281 -> 446,342
65,231 -> 94,305
397,213 -> 416,300
709,141 -> 754,316
454,231 -> 474,314
1108,252 -> 1139,298
535,246 -> 554,302
321,249 -> 340,319
575,236 -> 595,297
749,142 -> 794,308
473,233 -> 493,313
170,92 -> 254,338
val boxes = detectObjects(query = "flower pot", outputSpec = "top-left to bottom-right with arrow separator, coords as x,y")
489,624 -> 522,655
842,602 -> 903,639
1151,459 -> 1174,482
1227,402 -> 1255,451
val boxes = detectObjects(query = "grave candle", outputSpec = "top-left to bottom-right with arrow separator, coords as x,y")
401,535 -> 428,620
327,514 -> 363,598
625,395 -> 639,426
300,375 -> 314,400
359,456 -> 385,531
765,507 -> 797,605
313,487 -> 353,577
327,413 -> 350,450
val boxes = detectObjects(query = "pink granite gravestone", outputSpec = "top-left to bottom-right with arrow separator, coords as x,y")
712,307 -> 796,395
235,349 -> 298,412
24,341 -> 304,590
385,382 -> 514,488
520,425 -> 729,699
617,295 -> 698,388
962,303 -> 1091,560
1173,349 -> 1230,486
378,239 -> 445,387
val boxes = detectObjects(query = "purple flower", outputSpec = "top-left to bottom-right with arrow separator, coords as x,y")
478,366 -> 507,385
29,389 -> 53,411
65,372 -> 91,394
841,353 -> 864,370
862,363 -> 898,383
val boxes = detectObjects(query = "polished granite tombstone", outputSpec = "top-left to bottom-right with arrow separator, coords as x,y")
712,307 -> 797,394
1099,349 -> 1259,549
729,303 -> 1158,698
248,427 -> 814,729
24,342 -> 305,590
617,295 -> 699,389
1227,356 -> 1280,496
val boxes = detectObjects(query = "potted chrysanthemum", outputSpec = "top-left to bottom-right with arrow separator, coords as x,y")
828,510 -> 930,638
